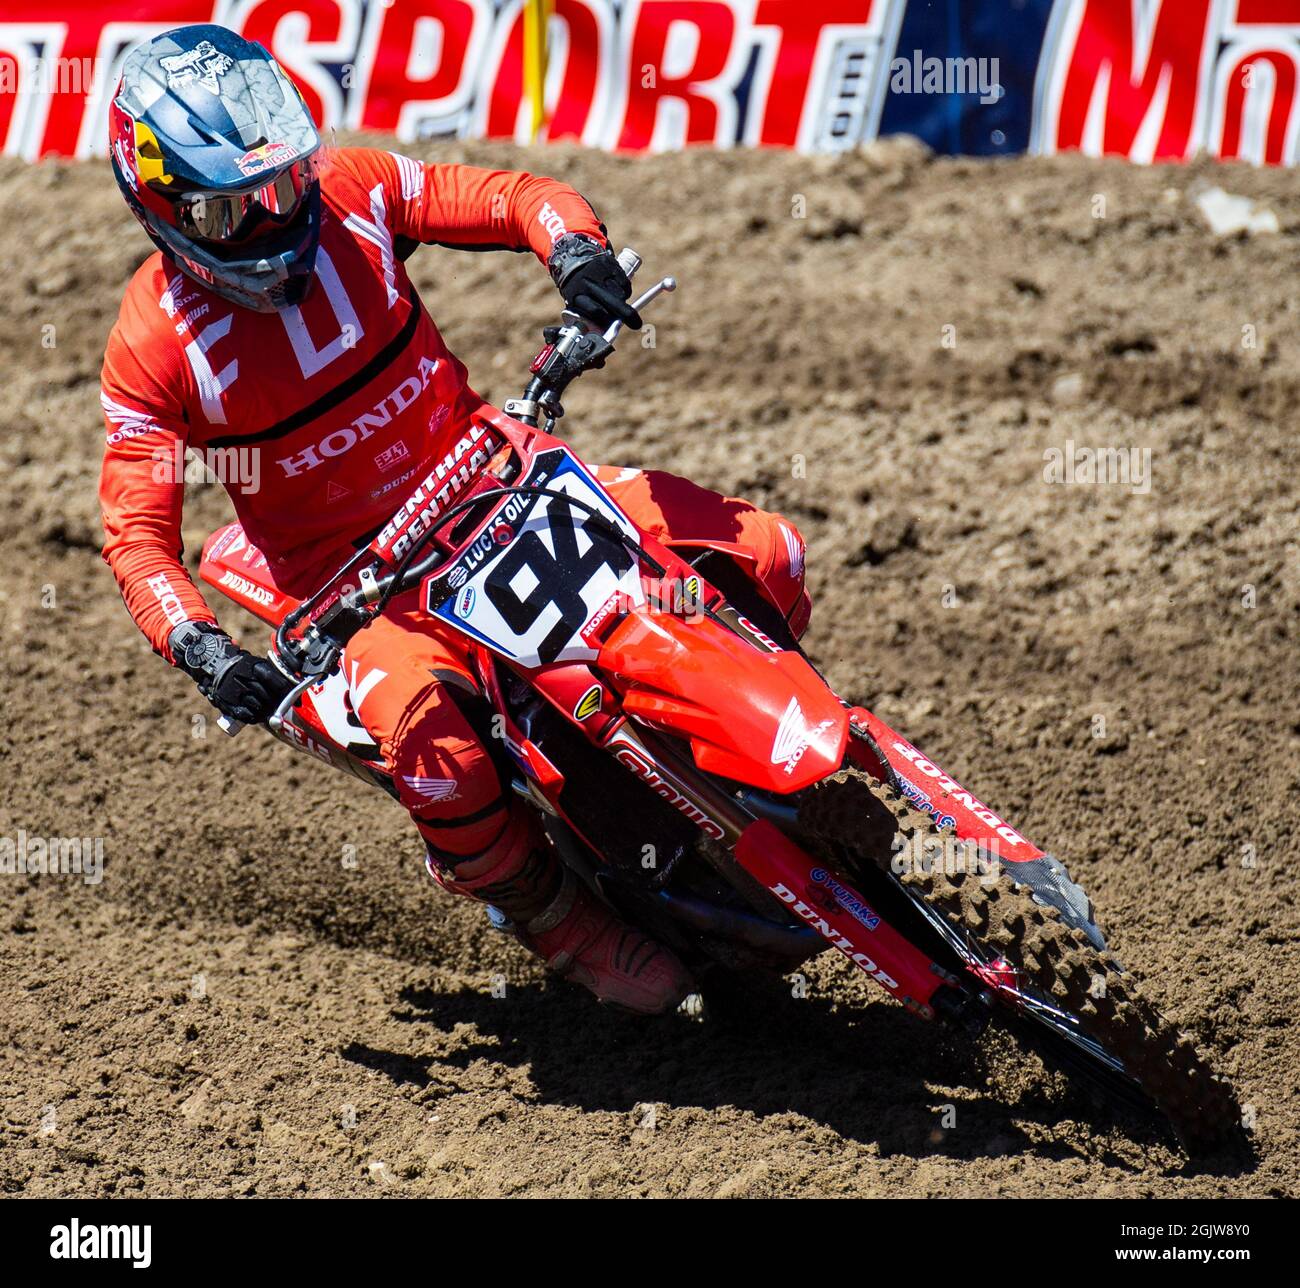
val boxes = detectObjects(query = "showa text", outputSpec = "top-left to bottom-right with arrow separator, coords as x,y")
152,443 -> 260,495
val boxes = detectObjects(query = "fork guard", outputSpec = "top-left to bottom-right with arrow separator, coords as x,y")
734,820 -> 949,1018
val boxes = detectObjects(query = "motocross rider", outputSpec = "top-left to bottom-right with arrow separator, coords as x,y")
100,24 -> 811,1015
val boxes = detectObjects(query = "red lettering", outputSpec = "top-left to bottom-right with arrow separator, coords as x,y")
1236,2 -> 1300,20
1053,0 -> 1214,160
233,0 -> 356,129
1219,49 -> 1297,164
617,0 -> 738,150
358,0 -> 480,135
752,0 -> 877,147
1,2 -> 208,157
0,50 -> 21,154
485,0 -> 602,141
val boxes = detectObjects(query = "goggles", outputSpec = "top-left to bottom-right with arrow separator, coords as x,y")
174,153 -> 318,245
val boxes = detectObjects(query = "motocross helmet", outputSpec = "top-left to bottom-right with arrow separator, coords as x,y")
109,24 -> 322,312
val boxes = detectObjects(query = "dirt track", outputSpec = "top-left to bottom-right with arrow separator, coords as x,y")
0,138 -> 1296,1197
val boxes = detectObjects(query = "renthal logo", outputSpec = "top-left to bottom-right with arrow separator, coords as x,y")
277,356 -> 441,477
768,882 -> 898,990
375,424 -> 501,561
890,742 -> 1028,849
612,746 -> 725,840
218,569 -> 274,607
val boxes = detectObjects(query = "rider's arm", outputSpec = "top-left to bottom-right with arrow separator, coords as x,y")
331,146 -> 609,262
99,316 -> 217,663
328,149 -> 639,327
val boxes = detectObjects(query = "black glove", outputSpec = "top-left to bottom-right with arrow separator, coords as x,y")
548,234 -> 641,330
168,622 -> 294,725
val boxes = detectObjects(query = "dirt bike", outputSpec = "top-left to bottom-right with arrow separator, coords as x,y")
200,251 -> 1247,1159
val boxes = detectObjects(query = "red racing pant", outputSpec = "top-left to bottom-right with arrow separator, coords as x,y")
343,467 -> 811,857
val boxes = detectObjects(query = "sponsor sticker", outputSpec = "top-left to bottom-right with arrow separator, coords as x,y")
572,684 -> 602,721
809,866 -> 880,930
159,40 -> 233,96
236,140 -> 297,177
770,696 -> 834,775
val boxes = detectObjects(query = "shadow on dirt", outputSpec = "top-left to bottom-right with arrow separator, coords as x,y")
338,976 -> 1170,1167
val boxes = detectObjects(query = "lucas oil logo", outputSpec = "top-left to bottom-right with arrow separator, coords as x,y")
444,490 -> 536,590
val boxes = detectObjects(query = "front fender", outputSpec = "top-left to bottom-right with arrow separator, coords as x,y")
598,608 -> 846,792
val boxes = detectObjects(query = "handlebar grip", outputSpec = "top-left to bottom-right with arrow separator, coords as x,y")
216,714 -> 243,736
617,247 -> 641,281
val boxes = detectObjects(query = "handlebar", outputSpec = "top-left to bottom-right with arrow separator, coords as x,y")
224,248 -> 677,738
506,247 -> 676,430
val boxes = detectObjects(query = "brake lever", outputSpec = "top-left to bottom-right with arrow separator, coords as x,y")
559,275 -> 678,341
215,639 -> 325,738
602,275 -> 677,343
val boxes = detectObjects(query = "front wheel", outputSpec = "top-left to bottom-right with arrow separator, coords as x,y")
796,768 -> 1250,1160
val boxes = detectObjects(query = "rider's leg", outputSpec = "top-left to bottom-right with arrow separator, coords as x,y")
425,808 -> 695,1015
595,466 -> 811,638
340,590 -> 694,1014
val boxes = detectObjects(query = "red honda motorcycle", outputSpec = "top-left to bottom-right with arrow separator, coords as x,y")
201,253 -> 1246,1159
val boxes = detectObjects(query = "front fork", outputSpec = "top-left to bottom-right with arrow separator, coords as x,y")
600,718 -> 956,1019
733,820 -> 955,1020
497,685 -> 1007,1022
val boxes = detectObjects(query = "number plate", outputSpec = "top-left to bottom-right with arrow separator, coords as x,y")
425,449 -> 644,667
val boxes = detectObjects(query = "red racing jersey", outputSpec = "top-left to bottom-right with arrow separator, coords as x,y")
100,146 -> 606,661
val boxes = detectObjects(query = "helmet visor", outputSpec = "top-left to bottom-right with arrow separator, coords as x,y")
175,154 -> 318,245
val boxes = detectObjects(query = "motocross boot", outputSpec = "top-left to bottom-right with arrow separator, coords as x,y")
427,807 -> 695,1015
